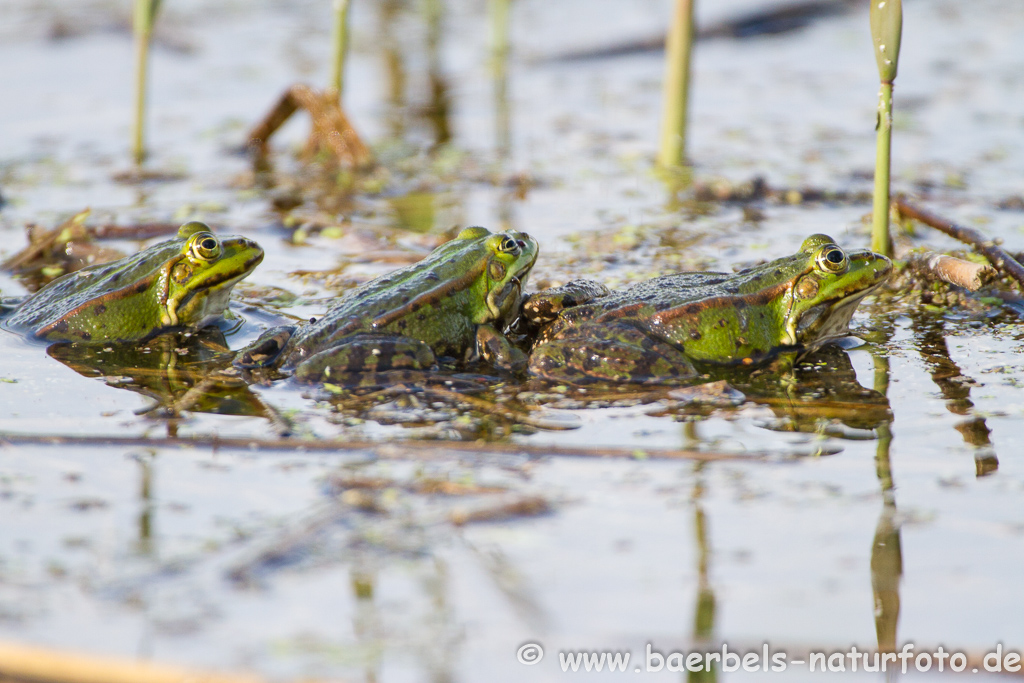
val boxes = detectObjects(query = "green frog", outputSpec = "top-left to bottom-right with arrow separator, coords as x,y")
235,226 -> 538,383
525,234 -> 891,384
4,222 -> 264,343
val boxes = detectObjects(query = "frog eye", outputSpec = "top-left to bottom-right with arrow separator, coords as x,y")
498,236 -> 520,255
188,233 -> 222,262
816,245 -> 848,273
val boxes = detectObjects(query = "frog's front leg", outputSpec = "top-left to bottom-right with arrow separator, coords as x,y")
475,323 -> 527,374
234,325 -> 297,368
291,333 -> 436,383
528,325 -> 698,385
521,279 -> 610,326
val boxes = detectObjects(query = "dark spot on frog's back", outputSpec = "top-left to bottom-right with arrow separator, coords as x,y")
93,303 -> 106,315
425,272 -> 440,283
78,331 -> 91,341
689,329 -> 702,341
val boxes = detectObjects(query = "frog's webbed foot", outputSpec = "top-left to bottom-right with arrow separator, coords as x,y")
475,324 -> 527,375
528,326 -> 698,385
520,279 -> 611,326
234,326 -> 296,369
291,333 -> 436,384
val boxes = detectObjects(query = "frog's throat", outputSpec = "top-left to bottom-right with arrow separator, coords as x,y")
157,257 -> 181,327
486,257 -> 536,321
158,252 -> 259,328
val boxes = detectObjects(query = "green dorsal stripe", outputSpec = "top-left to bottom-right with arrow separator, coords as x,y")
34,271 -> 160,338
370,262 -> 486,330
650,281 -> 791,325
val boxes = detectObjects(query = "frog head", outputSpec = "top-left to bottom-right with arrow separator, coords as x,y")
783,233 -> 891,347
161,221 -> 265,328
454,226 -> 538,326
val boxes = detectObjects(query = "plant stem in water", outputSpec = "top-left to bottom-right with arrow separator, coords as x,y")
490,0 -> 511,161
329,0 -> 351,100
871,81 -> 894,256
132,0 -> 161,165
657,0 -> 695,169
869,0 -> 901,256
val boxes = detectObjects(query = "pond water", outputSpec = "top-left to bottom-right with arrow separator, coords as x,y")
1,0 -> 1024,681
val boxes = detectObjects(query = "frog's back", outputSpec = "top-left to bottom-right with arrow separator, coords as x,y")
554,272 -> 733,326
5,241 -> 179,340
289,239 -> 489,353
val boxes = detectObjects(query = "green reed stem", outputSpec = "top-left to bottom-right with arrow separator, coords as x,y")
132,0 -> 161,165
329,0 -> 351,100
489,0 -> 511,160
657,0 -> 695,169
872,81 -> 894,255
869,0 -> 902,256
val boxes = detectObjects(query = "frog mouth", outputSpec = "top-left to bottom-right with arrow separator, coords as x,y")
792,285 -> 881,348
485,252 -> 536,321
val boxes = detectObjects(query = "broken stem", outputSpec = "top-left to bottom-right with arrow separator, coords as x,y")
905,252 -> 994,291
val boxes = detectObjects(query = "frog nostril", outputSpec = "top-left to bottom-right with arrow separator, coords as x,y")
517,240 -> 526,248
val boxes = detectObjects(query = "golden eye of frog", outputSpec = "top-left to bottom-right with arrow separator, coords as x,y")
526,234 -> 891,384
234,226 -> 539,383
4,221 -> 264,343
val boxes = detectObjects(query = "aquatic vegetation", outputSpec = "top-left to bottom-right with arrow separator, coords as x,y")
658,0 -> 696,172
132,0 -> 162,165
869,0 -> 902,256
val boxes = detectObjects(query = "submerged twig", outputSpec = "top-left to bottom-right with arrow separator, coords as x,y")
0,431 -> 771,462
449,496 -> 550,526
905,252 -> 995,292
895,197 -> 1024,290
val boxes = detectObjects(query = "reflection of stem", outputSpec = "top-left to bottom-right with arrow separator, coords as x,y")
350,565 -> 380,683
689,462 -> 717,683
135,452 -> 155,556
911,315 -> 998,476
869,346 -> 901,654
871,501 -> 901,654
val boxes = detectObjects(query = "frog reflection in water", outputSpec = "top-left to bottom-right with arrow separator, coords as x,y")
235,227 -> 538,383
4,222 -> 264,343
525,234 -> 892,384
48,328 -> 275,421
